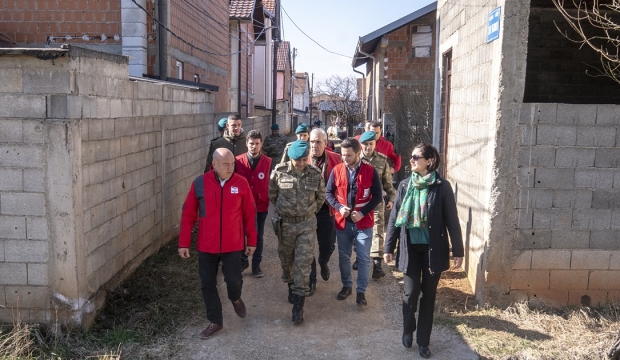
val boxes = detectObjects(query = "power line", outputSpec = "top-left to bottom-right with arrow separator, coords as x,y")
281,5 -> 352,59
130,0 -> 268,57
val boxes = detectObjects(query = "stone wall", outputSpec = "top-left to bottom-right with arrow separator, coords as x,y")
513,103 -> 620,306
0,46 -> 216,328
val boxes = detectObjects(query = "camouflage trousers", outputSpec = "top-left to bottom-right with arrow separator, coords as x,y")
278,217 -> 317,296
370,200 -> 385,258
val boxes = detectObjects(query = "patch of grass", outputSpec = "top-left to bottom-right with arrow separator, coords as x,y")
433,270 -> 620,360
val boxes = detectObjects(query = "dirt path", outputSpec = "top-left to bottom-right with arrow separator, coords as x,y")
168,206 -> 479,359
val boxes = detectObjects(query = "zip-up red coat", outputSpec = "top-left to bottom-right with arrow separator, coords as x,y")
179,172 -> 257,253
355,134 -> 401,172
331,162 -> 376,230
235,153 -> 272,213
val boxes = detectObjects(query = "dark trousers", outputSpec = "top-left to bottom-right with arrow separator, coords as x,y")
402,244 -> 442,347
309,204 -> 336,283
252,211 -> 268,265
198,251 -> 243,325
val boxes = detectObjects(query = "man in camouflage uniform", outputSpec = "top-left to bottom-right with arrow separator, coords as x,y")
279,123 -> 310,165
360,131 -> 396,279
263,123 -> 287,167
269,140 -> 325,324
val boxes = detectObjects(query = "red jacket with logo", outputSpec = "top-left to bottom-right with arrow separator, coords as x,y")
235,153 -> 272,213
179,172 -> 257,253
355,134 -> 401,172
331,162 -> 376,230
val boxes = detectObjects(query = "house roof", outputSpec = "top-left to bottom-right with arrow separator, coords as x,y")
352,2 -> 436,68
229,0 -> 256,19
262,0 -> 275,14
277,41 -> 289,71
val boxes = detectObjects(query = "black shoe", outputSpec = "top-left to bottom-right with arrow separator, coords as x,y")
356,292 -> 367,306
402,333 -> 413,348
352,258 -> 358,271
372,258 -> 385,279
419,346 -> 431,359
308,282 -> 316,297
241,257 -> 249,272
320,263 -> 330,281
288,283 -> 294,304
292,294 -> 305,324
252,264 -> 264,278
337,287 -> 352,300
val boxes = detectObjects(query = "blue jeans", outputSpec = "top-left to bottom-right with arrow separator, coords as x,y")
336,221 -> 373,293
252,211 -> 268,265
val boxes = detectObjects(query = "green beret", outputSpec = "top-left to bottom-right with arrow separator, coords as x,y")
287,140 -> 309,160
359,131 -> 377,143
295,123 -> 309,134
217,118 -> 228,131
271,123 -> 279,130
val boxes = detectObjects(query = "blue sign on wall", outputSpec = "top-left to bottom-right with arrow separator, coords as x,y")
487,7 -> 501,43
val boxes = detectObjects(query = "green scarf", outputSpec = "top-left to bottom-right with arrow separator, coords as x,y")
395,171 -> 436,229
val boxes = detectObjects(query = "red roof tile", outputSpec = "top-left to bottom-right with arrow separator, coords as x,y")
262,0 -> 275,14
230,0 -> 255,19
277,41 -> 289,71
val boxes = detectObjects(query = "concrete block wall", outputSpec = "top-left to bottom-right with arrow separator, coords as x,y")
437,0 -> 507,304
513,103 -> 620,306
0,47 -> 214,328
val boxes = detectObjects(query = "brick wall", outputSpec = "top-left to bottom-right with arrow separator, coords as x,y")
514,103 -> 620,306
0,0 -> 122,47
0,46 -> 216,327
524,8 -> 620,104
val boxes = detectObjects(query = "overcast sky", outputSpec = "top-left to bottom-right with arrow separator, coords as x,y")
280,0 -> 436,82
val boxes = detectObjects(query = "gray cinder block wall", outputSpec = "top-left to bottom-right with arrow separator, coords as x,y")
0,46 -> 222,328
437,0 -> 619,307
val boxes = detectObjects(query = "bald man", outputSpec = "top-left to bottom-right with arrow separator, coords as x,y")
179,148 -> 258,339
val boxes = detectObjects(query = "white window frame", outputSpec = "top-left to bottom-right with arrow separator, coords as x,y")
411,25 -> 432,58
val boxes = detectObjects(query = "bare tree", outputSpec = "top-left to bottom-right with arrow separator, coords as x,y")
552,0 -> 620,83
315,75 -> 365,136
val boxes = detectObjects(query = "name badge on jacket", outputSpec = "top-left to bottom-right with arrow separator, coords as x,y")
363,188 -> 370,198
231,187 -> 239,194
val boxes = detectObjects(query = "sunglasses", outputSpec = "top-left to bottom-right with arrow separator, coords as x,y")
410,154 -> 426,161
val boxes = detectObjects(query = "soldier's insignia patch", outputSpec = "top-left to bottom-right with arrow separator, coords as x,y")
231,186 -> 239,194
258,172 -> 265,179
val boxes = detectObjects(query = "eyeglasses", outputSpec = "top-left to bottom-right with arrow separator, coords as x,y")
410,154 -> 426,161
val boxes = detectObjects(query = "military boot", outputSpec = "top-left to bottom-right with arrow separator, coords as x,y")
292,294 -> 305,324
372,258 -> 386,279
288,283 -> 294,304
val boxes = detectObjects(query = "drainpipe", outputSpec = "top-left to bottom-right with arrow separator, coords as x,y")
358,46 -> 375,121
238,19 -> 242,117
157,0 -> 165,79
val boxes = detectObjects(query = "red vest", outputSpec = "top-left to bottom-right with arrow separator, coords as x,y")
235,154 -> 272,212
332,162 -> 375,230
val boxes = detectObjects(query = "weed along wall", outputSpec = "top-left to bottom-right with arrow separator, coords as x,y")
0,47 -> 214,328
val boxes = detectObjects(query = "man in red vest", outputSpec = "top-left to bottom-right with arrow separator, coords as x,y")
235,130 -> 272,278
325,138 -> 383,306
179,148 -> 257,339
308,128 -> 342,294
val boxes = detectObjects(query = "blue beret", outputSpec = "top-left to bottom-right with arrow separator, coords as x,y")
271,123 -> 279,130
287,140 -> 309,160
217,118 -> 228,131
295,123 -> 309,134
359,131 -> 377,143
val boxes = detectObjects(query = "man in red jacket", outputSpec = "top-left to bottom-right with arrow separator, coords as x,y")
356,121 -> 402,173
235,130 -> 272,278
307,128 -> 342,294
325,138 -> 383,307
179,148 -> 257,340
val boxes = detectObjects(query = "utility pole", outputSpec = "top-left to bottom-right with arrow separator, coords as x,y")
309,72 -> 313,121
271,0 -> 281,125
290,48 -> 296,115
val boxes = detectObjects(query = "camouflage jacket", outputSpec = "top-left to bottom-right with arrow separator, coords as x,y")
263,134 -> 287,161
362,151 -> 396,204
268,162 -> 326,218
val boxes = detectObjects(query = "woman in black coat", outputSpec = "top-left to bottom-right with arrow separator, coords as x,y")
384,143 -> 464,359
